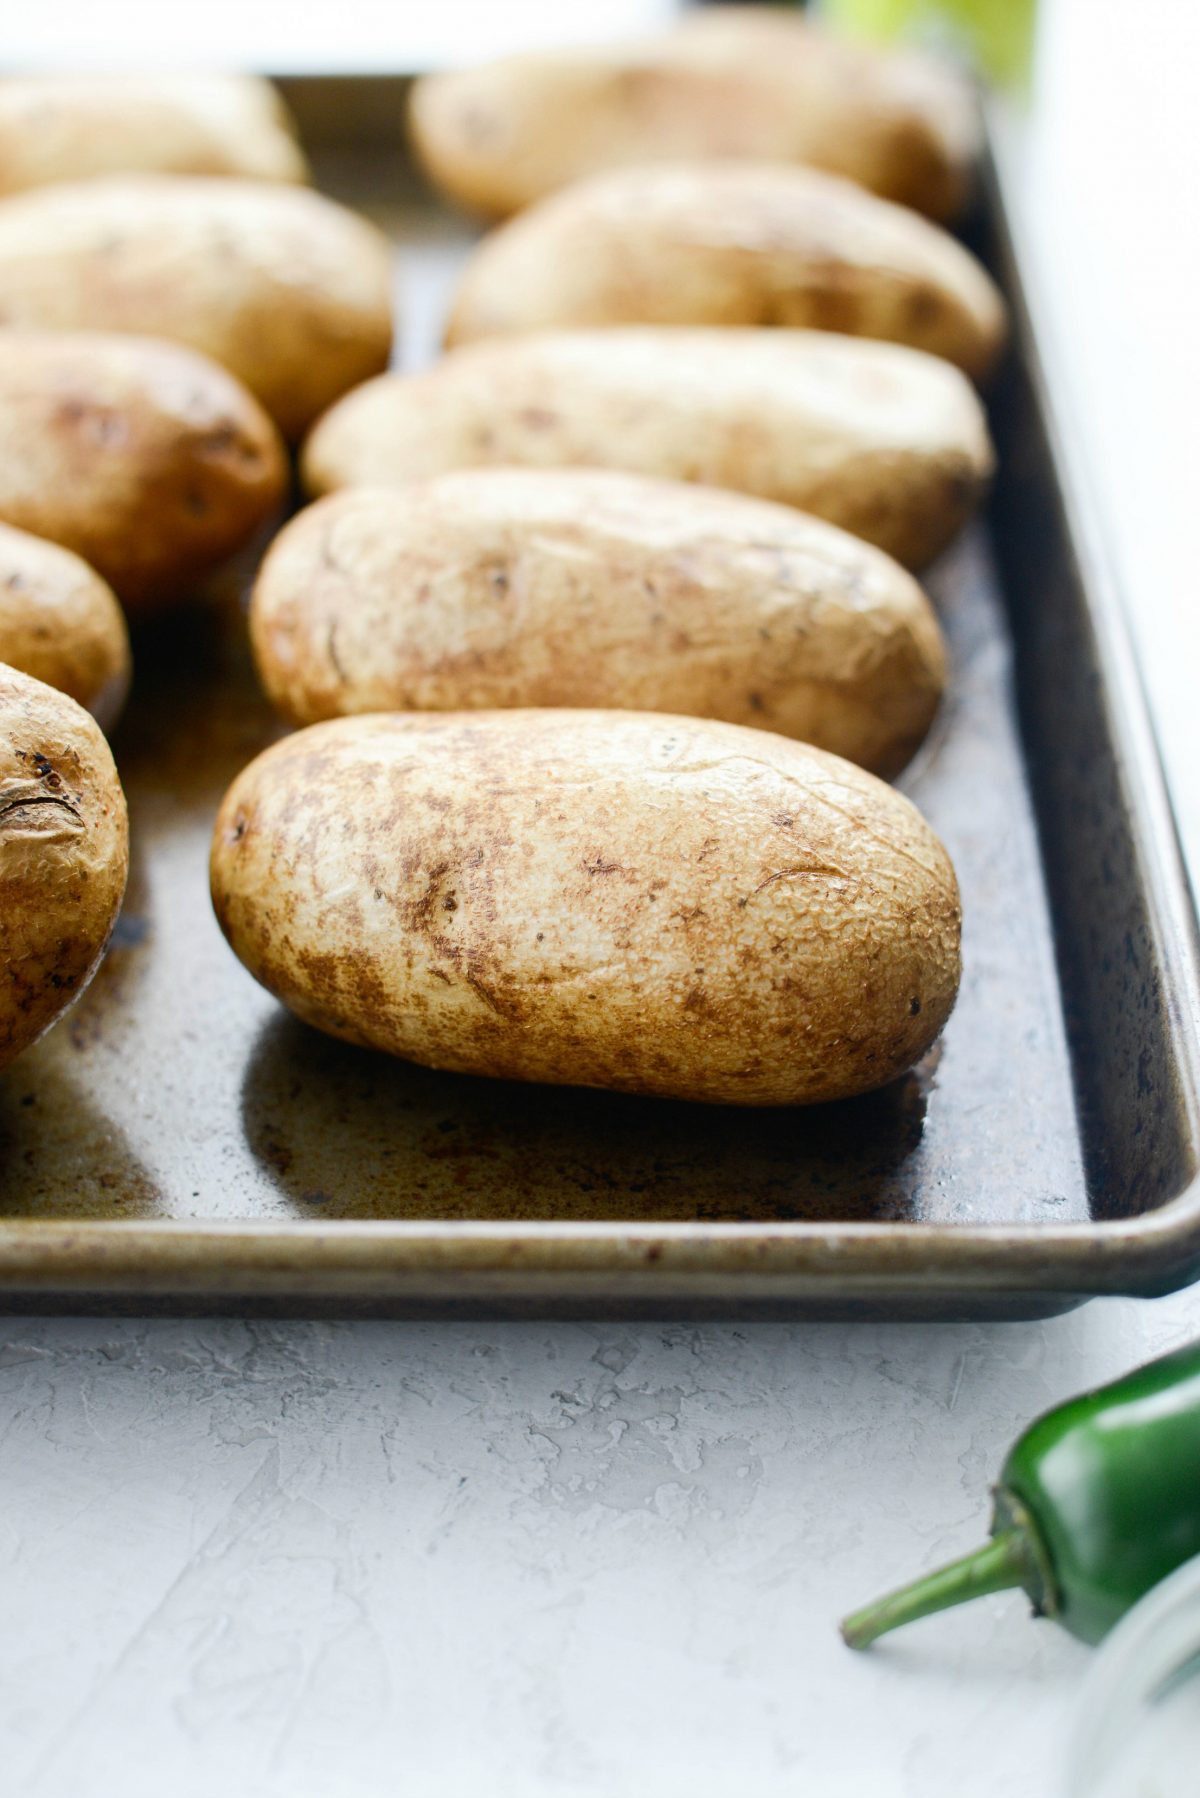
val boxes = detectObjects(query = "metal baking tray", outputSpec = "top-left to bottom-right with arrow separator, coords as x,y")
1,78 -> 1198,1318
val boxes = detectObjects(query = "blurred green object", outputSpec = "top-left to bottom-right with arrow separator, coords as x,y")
818,0 -> 1036,86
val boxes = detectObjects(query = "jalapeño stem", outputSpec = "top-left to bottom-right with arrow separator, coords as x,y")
840,1530 -> 1033,1651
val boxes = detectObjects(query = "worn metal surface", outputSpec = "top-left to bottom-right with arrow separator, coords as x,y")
0,89 -> 1197,1314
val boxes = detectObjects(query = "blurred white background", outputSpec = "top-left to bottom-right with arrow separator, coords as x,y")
1019,0 -> 1200,874
4,1 -> 680,70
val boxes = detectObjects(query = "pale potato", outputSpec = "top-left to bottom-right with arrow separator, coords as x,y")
0,524 -> 130,729
0,74 -> 308,194
410,6 -> 977,222
211,710 -> 961,1106
0,662 -> 128,1072
0,175 -> 394,438
444,162 -> 1006,382
302,328 -> 993,571
252,470 -> 945,778
0,331 -> 287,613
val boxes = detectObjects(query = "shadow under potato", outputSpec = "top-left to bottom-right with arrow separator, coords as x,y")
0,1061 -> 160,1219
240,1011 -> 933,1225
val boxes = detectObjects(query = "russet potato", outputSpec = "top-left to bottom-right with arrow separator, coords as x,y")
251,469 -> 946,778
302,327 -> 992,571
0,331 -> 287,612
410,6 -> 977,222
0,663 -> 128,1071
0,74 -> 307,194
210,709 -> 961,1106
0,523 -> 130,729
444,162 -> 1006,382
0,175 -> 394,438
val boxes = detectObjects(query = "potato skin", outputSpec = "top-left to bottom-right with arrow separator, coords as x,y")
0,175 -> 394,438
252,470 -> 945,778
0,662 -> 128,1072
445,162 -> 1006,382
0,332 -> 287,612
0,524 -> 130,729
0,75 -> 308,194
210,709 -> 961,1106
410,7 -> 977,222
302,328 -> 992,571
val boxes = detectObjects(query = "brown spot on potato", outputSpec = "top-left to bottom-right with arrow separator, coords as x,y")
465,970 -> 515,1018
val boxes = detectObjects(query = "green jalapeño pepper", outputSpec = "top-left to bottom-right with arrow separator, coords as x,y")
842,1341 -> 1200,1649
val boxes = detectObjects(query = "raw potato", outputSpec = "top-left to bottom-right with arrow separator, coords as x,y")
410,5 -> 977,222
252,469 -> 946,778
0,524 -> 130,730
0,662 -> 129,1072
302,328 -> 993,571
0,74 -> 308,194
210,709 -> 961,1106
0,175 -> 394,439
0,331 -> 287,613
444,162 -> 1006,382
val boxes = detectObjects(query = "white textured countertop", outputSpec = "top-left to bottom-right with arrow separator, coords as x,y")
4,3 -> 1200,1795
4,1301 -> 1197,1798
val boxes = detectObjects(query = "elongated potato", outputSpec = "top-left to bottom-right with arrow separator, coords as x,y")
0,663 -> 128,1071
0,75 -> 308,194
252,470 -> 945,778
410,6 -> 977,222
0,524 -> 130,729
0,175 -> 393,438
0,331 -> 287,612
302,328 -> 992,571
445,162 -> 1006,381
211,710 -> 961,1105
